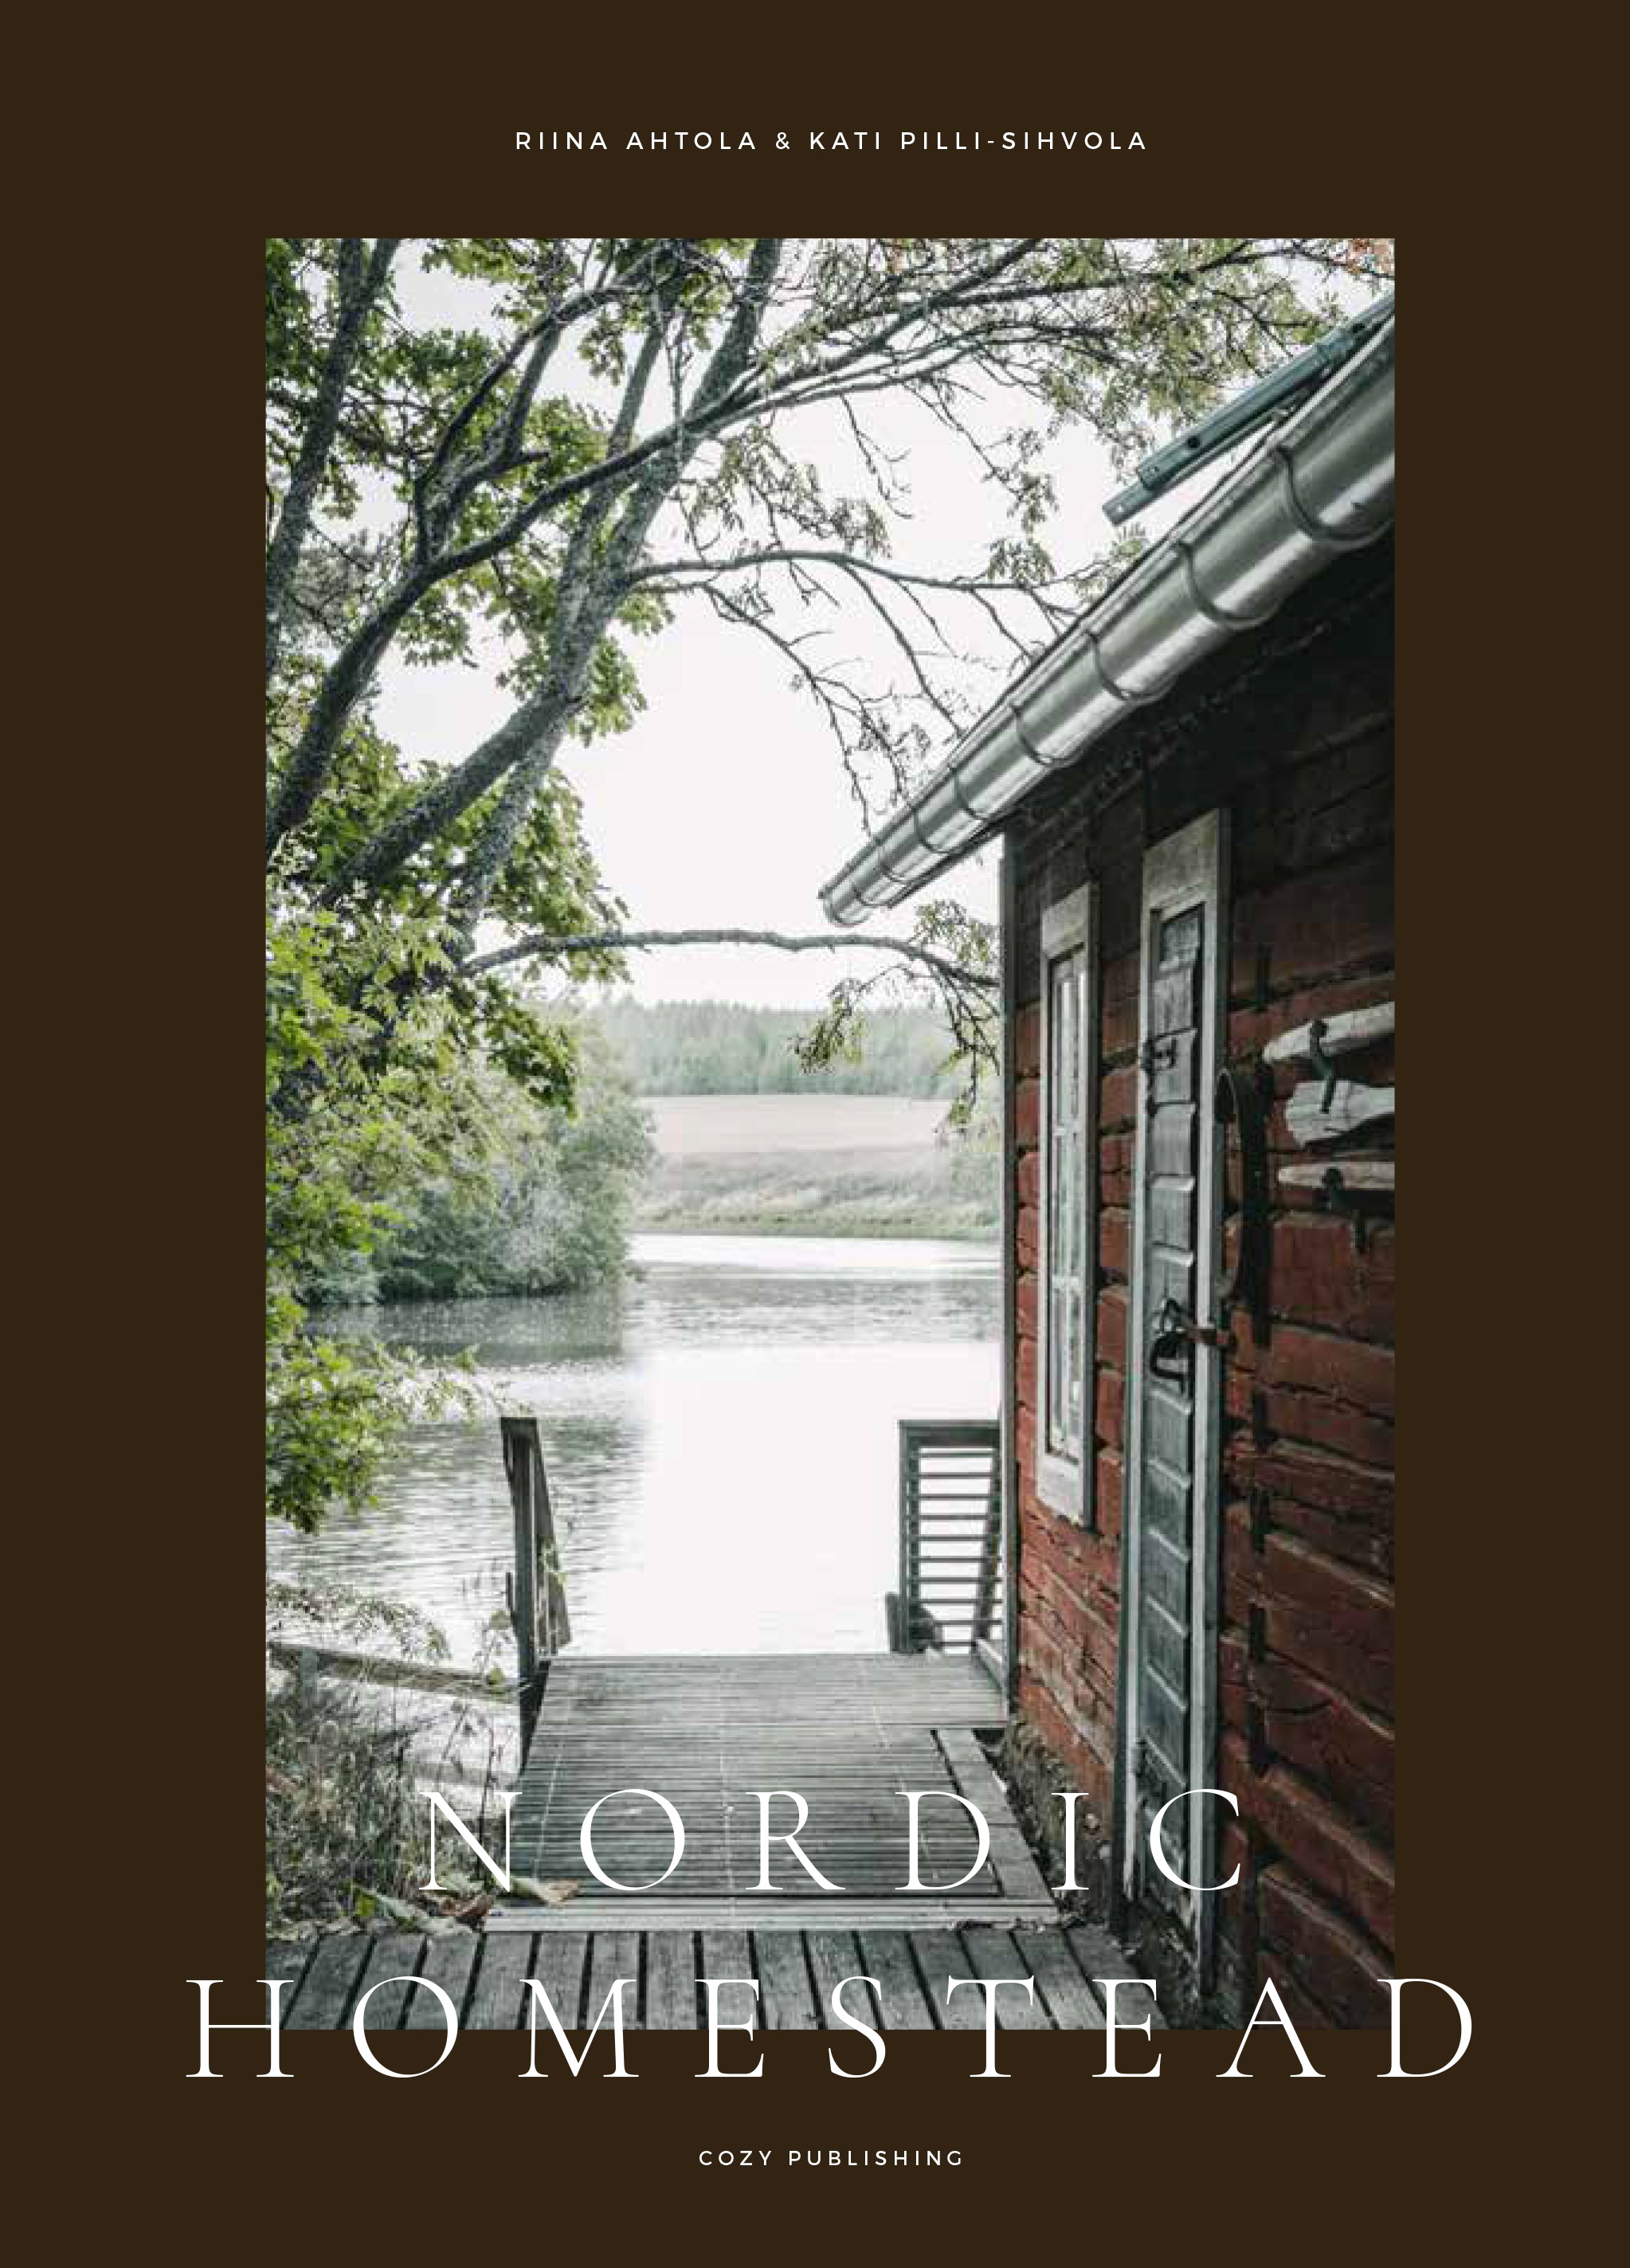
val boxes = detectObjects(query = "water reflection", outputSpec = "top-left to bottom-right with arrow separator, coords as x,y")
268,1234 -> 999,1662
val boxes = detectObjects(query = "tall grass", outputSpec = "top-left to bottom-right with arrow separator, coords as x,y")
265,1579 -> 512,1931
265,1673 -> 429,1929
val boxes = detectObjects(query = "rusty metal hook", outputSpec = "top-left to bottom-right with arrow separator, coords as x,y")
1307,1018 -> 1339,1111
1216,1060 -> 1272,1348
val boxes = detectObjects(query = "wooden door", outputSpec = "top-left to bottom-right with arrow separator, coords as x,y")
1121,810 -> 1228,1968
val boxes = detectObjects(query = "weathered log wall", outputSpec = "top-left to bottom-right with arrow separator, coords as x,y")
1007,540 -> 1396,2025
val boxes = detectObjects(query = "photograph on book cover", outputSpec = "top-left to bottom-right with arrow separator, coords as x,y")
264,237 -> 1397,2049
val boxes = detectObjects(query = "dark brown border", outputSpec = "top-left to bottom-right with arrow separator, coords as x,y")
61,45 -> 1555,2211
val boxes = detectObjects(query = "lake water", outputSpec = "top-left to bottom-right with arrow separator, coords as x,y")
268,1233 -> 999,1664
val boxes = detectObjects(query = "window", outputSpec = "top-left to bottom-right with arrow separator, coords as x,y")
1036,883 -> 1097,1521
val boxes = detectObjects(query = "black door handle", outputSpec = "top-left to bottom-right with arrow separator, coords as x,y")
1150,1296 -> 1227,1381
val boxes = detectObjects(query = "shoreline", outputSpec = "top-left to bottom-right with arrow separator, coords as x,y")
319,1220 -> 1001,1309
629,1216 -> 996,1242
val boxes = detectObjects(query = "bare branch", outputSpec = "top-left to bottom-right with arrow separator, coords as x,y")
463,925 -> 997,992
268,237 -> 1374,894
629,543 -> 1079,616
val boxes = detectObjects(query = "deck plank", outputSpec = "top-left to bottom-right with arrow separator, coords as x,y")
530,1931 -> 590,2031
907,1929 -> 982,2028
962,1927 -> 1050,2027
804,1930 -> 880,2034
262,1939 -> 311,2025
699,1929 -> 760,2055
1064,1922 -> 1168,2030
587,1931 -> 644,2031
644,1931 -> 699,2030
284,1933 -> 370,2031
407,1933 -> 479,2030
267,1917 -> 1146,2034
464,1933 -> 534,2031
350,1930 -> 425,2030
859,1932 -> 938,2030
754,1931 -> 819,2031
1015,1929 -> 1107,2031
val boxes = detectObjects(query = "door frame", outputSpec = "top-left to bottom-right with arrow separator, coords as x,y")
1115,805 -> 1230,1982
997,838 -> 1020,1709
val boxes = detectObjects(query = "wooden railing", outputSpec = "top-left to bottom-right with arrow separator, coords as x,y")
502,1415 -> 570,1747
887,1418 -> 1004,1664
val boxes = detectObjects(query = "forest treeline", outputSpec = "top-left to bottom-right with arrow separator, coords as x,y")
590,995 -> 961,1097
302,997 -> 982,1310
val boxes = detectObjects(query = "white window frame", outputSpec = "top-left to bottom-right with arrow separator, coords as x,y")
1120,806 -> 1228,1966
1035,881 -> 1098,1523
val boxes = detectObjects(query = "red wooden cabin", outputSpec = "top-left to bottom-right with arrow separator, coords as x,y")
822,307 -> 1396,2024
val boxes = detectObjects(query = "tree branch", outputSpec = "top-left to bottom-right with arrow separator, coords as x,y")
327,242 -> 788,900
264,238 -> 399,698
630,543 -> 1078,615
267,242 -> 1099,858
463,926 -> 997,991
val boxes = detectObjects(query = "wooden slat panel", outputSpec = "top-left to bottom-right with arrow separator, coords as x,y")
1150,1030 -> 1197,1104
1151,959 -> 1200,1034
1130,888 -> 1211,1952
1138,1666 -> 1189,1783
1142,1527 -> 1191,1621
1143,1596 -> 1190,1693
1146,1394 -> 1193,1481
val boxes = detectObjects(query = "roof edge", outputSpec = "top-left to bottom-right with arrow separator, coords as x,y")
819,311 -> 1395,927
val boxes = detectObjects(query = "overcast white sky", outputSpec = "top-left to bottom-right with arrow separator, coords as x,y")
370,251 -> 1268,1008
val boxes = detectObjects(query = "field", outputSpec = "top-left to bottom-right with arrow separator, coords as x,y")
643,1094 -> 948,1155
635,1094 -> 997,1238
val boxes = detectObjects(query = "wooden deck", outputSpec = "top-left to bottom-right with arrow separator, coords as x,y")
500,1652 -> 1054,1927
267,1918 -> 1161,2032
266,1652 -> 1162,2031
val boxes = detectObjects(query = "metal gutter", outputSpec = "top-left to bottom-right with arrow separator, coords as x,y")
818,310 -> 1395,926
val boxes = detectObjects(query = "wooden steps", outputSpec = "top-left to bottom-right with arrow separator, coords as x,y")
269,1920 -> 1165,2033
266,1654 -> 1170,2033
